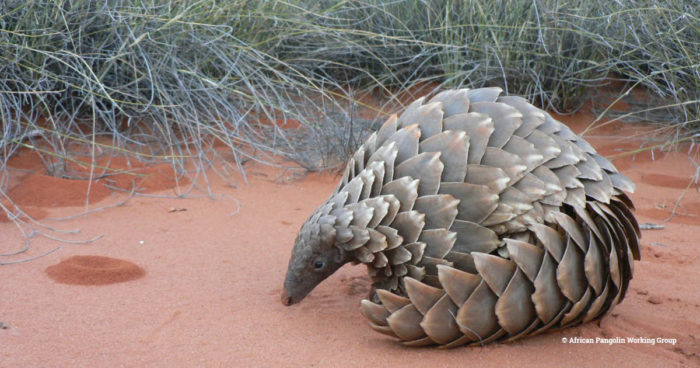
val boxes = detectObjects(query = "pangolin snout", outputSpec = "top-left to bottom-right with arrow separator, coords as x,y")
281,288 -> 294,306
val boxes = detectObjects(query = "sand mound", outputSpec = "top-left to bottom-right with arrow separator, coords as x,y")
45,255 -> 146,285
8,174 -> 112,208
0,206 -> 48,222
6,148 -> 189,208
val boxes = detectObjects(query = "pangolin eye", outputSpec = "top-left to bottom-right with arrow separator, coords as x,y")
313,259 -> 325,270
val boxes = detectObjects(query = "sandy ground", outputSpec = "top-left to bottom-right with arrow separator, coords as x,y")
1,112 -> 699,367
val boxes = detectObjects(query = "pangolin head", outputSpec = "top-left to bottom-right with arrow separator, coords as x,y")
282,202 -> 348,306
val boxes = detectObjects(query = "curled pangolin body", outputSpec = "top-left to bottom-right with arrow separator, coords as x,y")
292,87 -> 640,347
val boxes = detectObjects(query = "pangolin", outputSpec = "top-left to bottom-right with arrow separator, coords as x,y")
282,88 -> 640,347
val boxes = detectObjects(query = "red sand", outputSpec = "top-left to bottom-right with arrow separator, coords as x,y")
1,113 -> 699,367
45,255 -> 146,285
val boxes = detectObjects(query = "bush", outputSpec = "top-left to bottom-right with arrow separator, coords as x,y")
0,0 -> 697,177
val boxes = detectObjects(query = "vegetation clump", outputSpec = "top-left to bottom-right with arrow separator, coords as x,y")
0,0 -> 697,175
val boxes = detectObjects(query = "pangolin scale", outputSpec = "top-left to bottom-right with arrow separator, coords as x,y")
282,87 -> 640,347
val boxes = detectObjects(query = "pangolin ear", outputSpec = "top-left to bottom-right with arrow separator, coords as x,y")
319,223 -> 337,247
333,248 -> 346,263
